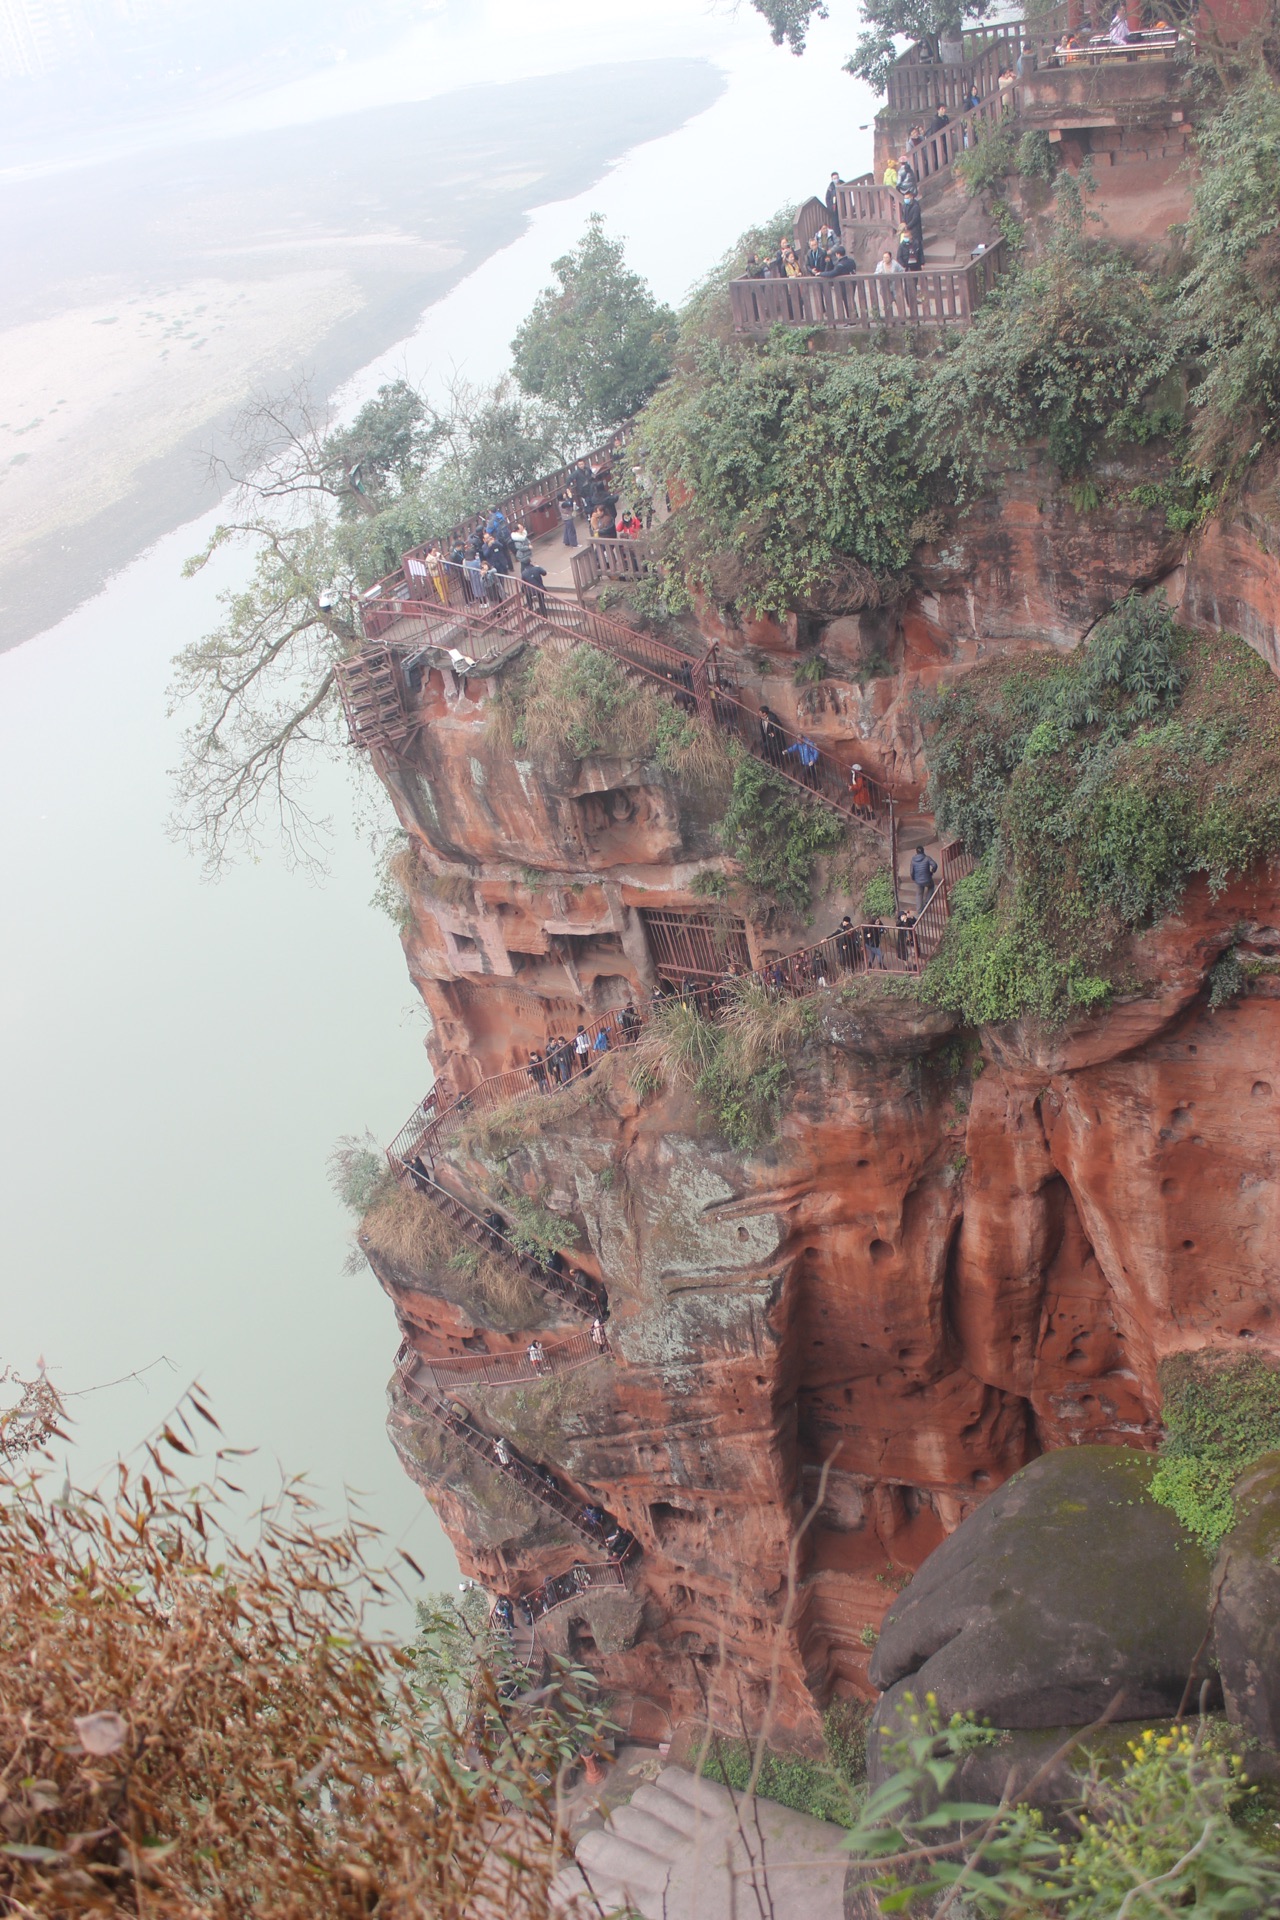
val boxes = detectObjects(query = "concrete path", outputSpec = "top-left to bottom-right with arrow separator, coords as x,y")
551,1763 -> 851,1919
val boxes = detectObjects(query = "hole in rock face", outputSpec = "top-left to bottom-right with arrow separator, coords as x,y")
1161,1177 -> 1179,1196
1253,1081 -> 1273,1099
1183,1239 -> 1195,1251
856,1158 -> 870,1169
869,1238 -> 893,1266
1240,1328 -> 1256,1340
1171,1105 -> 1191,1126
736,1226 -> 749,1241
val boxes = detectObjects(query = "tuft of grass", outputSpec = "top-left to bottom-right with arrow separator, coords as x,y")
360,1182 -> 542,1327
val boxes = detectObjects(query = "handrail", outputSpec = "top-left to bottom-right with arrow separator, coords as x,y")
373,426 -> 633,607
386,1168 -> 608,1320
394,1005 -> 642,1174
353,558 -> 893,824
411,1328 -> 601,1392
394,1343 -> 623,1548
385,845 -> 975,1179
492,1558 -> 630,1634
729,242 -> 1007,334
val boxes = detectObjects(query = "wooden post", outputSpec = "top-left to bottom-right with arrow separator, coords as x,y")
890,801 -> 901,916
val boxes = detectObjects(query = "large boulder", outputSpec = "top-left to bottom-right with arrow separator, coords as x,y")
867,1448 -> 1214,1783
1214,1451 -> 1280,1753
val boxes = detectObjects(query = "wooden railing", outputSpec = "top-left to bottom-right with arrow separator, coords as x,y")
730,242 -> 1007,334
568,535 -> 652,597
884,4 -> 1070,113
369,427 -> 632,608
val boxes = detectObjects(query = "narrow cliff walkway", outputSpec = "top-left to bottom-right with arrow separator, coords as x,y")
340,569 -> 894,835
395,1343 -> 635,1556
387,842 -> 974,1180
384,1167 -> 608,1321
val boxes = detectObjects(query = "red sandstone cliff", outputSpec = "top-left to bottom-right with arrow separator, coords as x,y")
355,459 -> 1280,1746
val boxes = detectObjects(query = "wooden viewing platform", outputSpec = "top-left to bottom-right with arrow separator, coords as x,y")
411,1328 -> 603,1393
730,243 -> 1007,335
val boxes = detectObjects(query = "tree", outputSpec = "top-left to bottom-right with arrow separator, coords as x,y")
170,376 -> 573,874
510,214 -> 676,441
749,0 -> 828,51
844,0 -> 996,92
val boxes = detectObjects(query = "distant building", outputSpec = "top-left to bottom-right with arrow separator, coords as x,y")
0,0 -> 170,82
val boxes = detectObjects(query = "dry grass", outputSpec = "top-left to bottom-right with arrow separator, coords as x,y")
490,643 -> 735,800
0,1397 -> 592,1918
361,1182 -> 542,1328
717,979 -> 819,1077
630,997 -> 722,1091
453,1059 -> 620,1162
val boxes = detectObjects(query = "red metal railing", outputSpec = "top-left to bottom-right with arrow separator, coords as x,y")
492,1558 -> 629,1634
349,561 -> 894,830
387,1169 -> 607,1319
391,1006 -> 643,1175
408,1328 -> 600,1392
385,842 -> 974,1179
394,1342 -> 622,1548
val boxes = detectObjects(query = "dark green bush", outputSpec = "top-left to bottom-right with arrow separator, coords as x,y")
922,600 -> 1280,1025
717,755 -> 845,912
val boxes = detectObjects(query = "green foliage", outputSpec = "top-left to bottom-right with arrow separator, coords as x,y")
1128,469 -> 1221,536
794,651 -> 828,685
922,600 -> 1280,1025
861,870 -> 896,919
717,755 -> 845,912
326,1131 -> 390,1214
701,1701 -> 870,1826
692,868 -> 732,901
955,122 -> 1017,198
1176,69 -> 1280,486
927,177 -> 1182,486
511,214 -> 676,440
749,0 -> 828,53
696,1055 -> 789,1151
1016,128 -> 1056,182
638,335 -> 934,616
1150,1353 -> 1280,1551
1207,945 -> 1246,1009
498,1190 -> 575,1265
844,1697 -> 1278,1914
370,829 -> 415,932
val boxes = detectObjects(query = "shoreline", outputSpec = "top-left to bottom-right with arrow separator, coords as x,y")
0,59 -> 722,654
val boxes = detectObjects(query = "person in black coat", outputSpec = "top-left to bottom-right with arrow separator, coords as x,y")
825,170 -> 841,224
821,247 -> 858,276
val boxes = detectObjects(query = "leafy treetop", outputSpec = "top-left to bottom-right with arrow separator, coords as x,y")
511,213 -> 676,442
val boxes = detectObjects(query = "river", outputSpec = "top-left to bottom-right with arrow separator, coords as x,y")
0,0 -> 876,1629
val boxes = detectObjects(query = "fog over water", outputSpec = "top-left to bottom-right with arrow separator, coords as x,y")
0,0 -> 875,1626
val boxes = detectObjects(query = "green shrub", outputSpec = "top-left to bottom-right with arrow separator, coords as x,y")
718,755 -> 845,912
922,602 -> 1280,1025
1150,1353 -> 1280,1551
955,123 -> 1016,197
861,870 -> 895,919
927,175 -> 1182,488
636,334 -> 934,615
327,1132 -> 389,1213
1015,128 -> 1055,181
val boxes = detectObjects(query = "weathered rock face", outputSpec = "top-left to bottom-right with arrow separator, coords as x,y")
363,464 -> 1280,1745
1214,1452 -> 1280,1751
866,1448 -> 1215,1778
